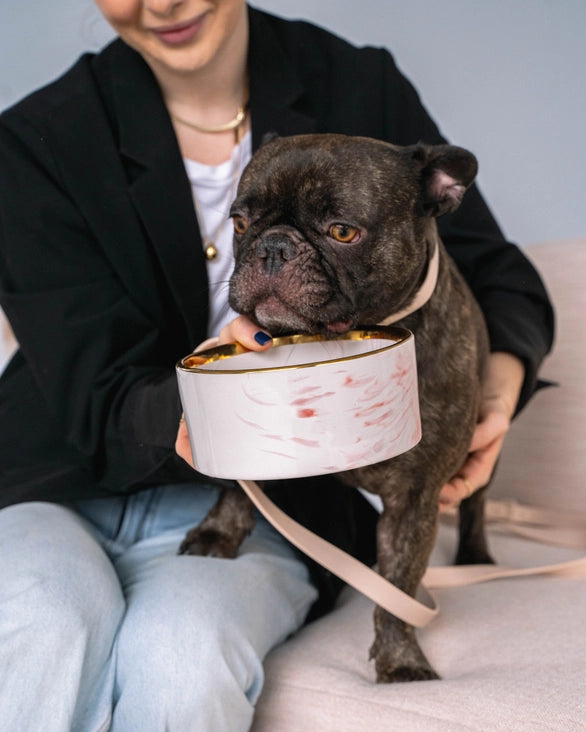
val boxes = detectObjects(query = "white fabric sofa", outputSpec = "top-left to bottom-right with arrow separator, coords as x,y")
251,238 -> 586,732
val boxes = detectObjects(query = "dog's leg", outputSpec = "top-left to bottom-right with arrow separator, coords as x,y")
455,485 -> 495,565
179,486 -> 255,558
369,484 -> 440,683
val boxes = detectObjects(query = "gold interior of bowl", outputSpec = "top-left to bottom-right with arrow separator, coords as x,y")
177,326 -> 412,374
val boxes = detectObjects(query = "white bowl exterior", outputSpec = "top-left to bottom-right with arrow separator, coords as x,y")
176,336 -> 421,480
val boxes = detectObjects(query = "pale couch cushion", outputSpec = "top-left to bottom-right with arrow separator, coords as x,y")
252,528 -> 585,731
251,239 -> 586,731
490,238 -> 586,511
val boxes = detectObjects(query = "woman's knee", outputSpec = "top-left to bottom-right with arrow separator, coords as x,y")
0,502 -> 125,655
0,502 -> 125,729
112,551 -> 315,731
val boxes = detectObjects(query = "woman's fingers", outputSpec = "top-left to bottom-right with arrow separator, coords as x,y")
218,315 -> 272,350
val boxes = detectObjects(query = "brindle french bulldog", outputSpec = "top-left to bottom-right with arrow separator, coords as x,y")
179,134 -> 494,682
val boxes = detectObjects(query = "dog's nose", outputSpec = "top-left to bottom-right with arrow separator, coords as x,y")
257,236 -> 300,274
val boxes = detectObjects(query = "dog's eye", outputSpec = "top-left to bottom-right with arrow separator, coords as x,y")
328,223 -> 360,243
233,216 -> 249,235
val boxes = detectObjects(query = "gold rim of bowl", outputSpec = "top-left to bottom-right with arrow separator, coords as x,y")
176,326 -> 413,375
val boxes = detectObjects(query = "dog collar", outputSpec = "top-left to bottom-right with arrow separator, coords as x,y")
377,238 -> 439,326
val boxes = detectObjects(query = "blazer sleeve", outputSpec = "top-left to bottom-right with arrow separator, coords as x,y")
0,110 -> 194,494
377,48 -> 555,410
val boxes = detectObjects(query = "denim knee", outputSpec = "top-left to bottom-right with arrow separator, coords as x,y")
0,502 -> 125,732
111,549 -> 316,732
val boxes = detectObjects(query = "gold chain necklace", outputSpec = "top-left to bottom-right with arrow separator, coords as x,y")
171,105 -> 248,143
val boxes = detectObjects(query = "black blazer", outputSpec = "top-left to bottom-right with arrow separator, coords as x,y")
0,7 -> 553,512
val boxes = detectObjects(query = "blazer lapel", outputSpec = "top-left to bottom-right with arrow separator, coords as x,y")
96,15 -> 318,346
248,8 -> 317,151
104,42 -> 209,347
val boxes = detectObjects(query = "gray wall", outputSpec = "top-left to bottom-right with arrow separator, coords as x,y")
1,0 -> 585,246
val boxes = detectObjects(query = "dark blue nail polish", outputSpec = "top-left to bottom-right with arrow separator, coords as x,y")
254,331 -> 272,345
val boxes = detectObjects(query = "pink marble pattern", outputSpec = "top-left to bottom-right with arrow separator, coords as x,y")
178,334 -> 421,480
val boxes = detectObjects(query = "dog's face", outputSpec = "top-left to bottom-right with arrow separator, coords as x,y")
228,134 -> 477,334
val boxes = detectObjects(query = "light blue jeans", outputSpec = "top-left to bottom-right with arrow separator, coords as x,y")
0,484 -> 318,731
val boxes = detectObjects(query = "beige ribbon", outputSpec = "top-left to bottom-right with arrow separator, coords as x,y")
237,479 -> 586,629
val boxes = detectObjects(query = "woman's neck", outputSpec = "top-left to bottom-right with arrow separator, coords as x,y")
148,13 -> 250,165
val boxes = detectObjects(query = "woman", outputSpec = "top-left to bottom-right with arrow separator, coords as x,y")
0,1 -> 553,730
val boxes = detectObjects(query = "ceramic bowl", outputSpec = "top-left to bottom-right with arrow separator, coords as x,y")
176,327 -> 421,480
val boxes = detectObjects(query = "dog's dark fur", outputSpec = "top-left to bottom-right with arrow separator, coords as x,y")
179,134 -> 494,682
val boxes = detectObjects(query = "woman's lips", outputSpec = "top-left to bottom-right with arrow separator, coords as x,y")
151,15 -> 207,46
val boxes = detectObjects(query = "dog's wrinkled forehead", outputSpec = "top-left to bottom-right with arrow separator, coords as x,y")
234,134 -> 418,225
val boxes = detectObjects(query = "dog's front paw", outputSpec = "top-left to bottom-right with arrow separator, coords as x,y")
178,527 -> 241,558
374,659 -> 440,683
369,632 -> 440,683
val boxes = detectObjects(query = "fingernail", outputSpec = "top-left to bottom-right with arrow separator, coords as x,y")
254,331 -> 272,346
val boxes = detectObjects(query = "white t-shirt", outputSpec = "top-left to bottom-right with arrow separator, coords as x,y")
183,131 -> 252,337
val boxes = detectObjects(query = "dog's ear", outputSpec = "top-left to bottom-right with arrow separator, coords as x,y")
407,144 -> 478,217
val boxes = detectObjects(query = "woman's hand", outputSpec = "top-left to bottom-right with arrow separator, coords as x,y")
175,415 -> 195,468
175,316 -> 272,467
438,396 -> 511,511
216,315 -> 273,350
439,352 -> 525,512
